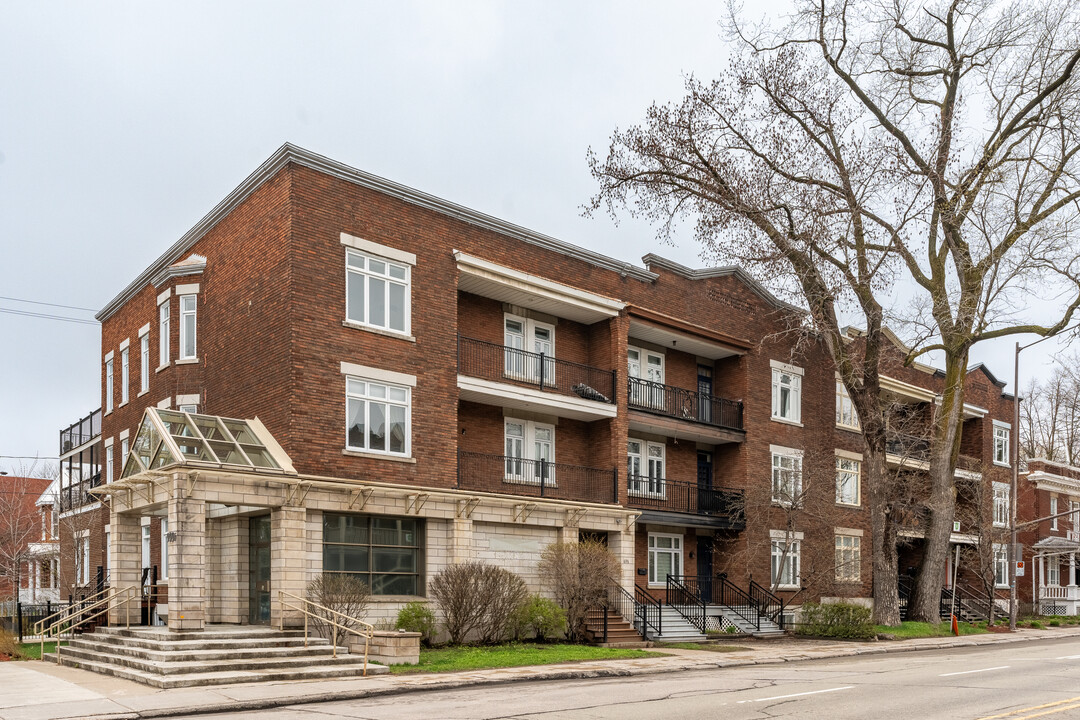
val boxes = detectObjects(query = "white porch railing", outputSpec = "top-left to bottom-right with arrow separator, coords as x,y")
1040,585 -> 1080,600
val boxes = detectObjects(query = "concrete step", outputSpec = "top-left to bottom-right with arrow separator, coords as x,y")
68,634 -> 332,654
93,626 -> 313,642
54,645 -> 362,675
64,638 -> 346,664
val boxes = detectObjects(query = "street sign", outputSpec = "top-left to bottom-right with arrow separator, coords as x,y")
953,521 -> 961,532
1016,560 -> 1026,577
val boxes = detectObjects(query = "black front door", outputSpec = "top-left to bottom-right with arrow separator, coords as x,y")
249,515 -> 271,625
697,536 -> 714,602
697,365 -> 713,422
697,451 -> 714,514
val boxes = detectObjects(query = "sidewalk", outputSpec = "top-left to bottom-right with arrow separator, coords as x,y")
4,627 -> 1080,720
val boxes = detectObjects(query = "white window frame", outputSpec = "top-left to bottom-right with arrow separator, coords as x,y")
141,522 -> 151,570
835,379 -> 859,430
179,294 -> 197,360
771,361 -> 803,424
504,418 -> 556,486
993,482 -> 1010,528
345,375 -> 411,457
503,314 -> 556,385
771,446 -> 803,506
627,346 -> 666,409
159,299 -> 170,367
120,348 -> 129,405
835,533 -> 861,583
121,438 -> 129,476
1049,556 -> 1060,586
76,533 -> 90,586
627,439 -> 665,497
648,532 -> 682,586
345,248 -> 412,336
835,452 -> 861,507
993,544 -> 1009,588
104,524 -> 111,581
993,421 -> 1011,467
160,519 -> 169,580
1051,496 -> 1058,531
770,530 -> 803,590
139,332 -> 150,393
104,357 -> 114,413
105,444 -> 114,485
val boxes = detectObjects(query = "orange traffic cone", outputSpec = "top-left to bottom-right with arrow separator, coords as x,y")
952,614 -> 959,636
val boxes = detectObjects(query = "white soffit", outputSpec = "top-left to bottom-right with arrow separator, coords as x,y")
880,375 -> 936,404
454,251 -> 624,325
457,375 -> 618,422
628,319 -> 742,360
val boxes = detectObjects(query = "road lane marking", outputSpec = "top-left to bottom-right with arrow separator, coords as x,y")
975,695 -> 1080,719
736,686 -> 853,703
938,665 -> 1009,676
1055,654 -> 1080,659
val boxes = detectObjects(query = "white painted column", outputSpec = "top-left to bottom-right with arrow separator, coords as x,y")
1069,553 -> 1077,587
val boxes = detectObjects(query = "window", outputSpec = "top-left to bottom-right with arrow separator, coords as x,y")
627,439 -> 665,496
141,524 -> 151,570
504,418 -> 555,485
835,535 -> 861,582
105,445 -> 114,484
346,377 -> 410,456
648,533 -> 681,585
994,544 -> 1009,588
771,362 -> 802,423
160,519 -> 169,580
771,447 -> 802,506
771,532 -> 801,590
503,315 -> 555,384
1049,556 -> 1060,586
993,482 -> 1010,528
1052,496 -> 1059,531
120,348 -> 129,404
323,513 -> 422,595
835,380 -> 859,430
835,455 -> 861,506
104,526 -> 111,579
76,535 -> 90,586
993,422 -> 1010,466
346,249 -> 410,335
179,295 -> 197,359
627,346 -> 665,409
140,333 -> 150,392
159,301 -> 170,365
104,358 -> 114,413
121,438 -> 129,470
178,404 -> 198,413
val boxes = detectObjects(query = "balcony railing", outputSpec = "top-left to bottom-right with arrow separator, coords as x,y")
457,336 -> 616,404
58,474 -> 102,512
885,431 -> 930,461
60,409 -> 102,454
626,377 -> 743,431
456,451 -> 618,505
625,475 -> 745,527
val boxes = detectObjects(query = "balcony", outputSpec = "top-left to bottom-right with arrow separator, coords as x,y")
626,377 -> 744,444
626,475 -> 745,529
60,409 -> 101,455
59,473 -> 102,512
456,451 -> 618,505
457,336 -> 618,421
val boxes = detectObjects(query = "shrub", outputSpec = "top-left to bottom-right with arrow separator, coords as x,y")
0,628 -> 17,659
539,541 -> 620,643
796,602 -> 875,640
305,573 -> 371,647
395,602 -> 437,645
1050,619 -> 1061,627
512,595 -> 567,641
430,561 -> 528,645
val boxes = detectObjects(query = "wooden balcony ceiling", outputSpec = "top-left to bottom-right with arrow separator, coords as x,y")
627,311 -> 748,360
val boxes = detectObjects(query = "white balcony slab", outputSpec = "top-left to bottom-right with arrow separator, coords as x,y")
457,375 -> 617,422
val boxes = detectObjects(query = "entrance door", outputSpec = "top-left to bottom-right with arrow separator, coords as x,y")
248,515 -> 271,625
697,536 -> 714,603
697,365 -> 713,423
697,451 -> 714,515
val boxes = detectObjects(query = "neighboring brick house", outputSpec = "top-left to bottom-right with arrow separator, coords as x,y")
83,143 -> 1019,633
1023,459 -> 1080,614
0,475 -> 52,603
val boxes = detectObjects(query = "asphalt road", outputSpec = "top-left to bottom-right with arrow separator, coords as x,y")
172,637 -> 1080,720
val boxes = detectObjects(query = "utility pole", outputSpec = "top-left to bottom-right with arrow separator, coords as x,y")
1011,342 -> 1020,632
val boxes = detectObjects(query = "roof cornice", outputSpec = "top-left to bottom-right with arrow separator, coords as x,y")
98,143 -> 659,321
640,253 -> 804,313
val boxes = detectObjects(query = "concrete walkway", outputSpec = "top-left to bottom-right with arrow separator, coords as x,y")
4,627 -> 1080,720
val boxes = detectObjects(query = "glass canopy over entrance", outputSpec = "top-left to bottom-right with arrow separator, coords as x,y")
121,408 -> 293,479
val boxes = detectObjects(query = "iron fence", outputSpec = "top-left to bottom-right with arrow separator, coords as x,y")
456,451 -> 618,505
627,377 -> 743,430
625,476 -> 745,526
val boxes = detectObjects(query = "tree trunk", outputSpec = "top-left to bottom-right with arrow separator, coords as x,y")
867,448 -> 901,625
910,353 -> 967,623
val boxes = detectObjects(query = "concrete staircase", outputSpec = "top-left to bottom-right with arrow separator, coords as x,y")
584,608 -> 647,647
646,606 -> 706,642
45,625 -> 387,688
715,606 -> 786,638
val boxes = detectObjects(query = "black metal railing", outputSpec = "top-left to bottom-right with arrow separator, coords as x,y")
886,431 -> 930,461
457,335 -> 616,404
666,575 -> 707,633
633,584 -> 663,637
59,473 -> 102,512
749,578 -> 786,629
940,583 -> 993,622
456,451 -> 618,505
60,409 -> 101,454
625,476 -> 745,526
898,575 -> 913,620
717,574 -> 761,632
627,377 -> 743,430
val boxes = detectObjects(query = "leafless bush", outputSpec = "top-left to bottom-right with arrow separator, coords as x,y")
305,573 -> 370,647
539,541 -> 619,643
429,562 -> 528,645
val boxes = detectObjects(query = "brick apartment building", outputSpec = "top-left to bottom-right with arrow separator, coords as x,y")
0,475 -> 56,605
65,144 -> 1022,634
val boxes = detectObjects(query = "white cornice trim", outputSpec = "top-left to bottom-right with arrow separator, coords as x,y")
1030,470 -> 1080,495
150,257 -> 206,288
98,143 -> 657,321
880,374 -> 936,403
341,361 -> 417,388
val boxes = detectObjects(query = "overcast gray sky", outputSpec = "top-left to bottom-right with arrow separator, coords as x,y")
0,1 -> 1066,472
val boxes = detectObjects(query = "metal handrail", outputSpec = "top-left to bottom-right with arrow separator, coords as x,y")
665,575 -> 707,633
748,579 -> 786,629
716,574 -> 760,632
627,376 -> 744,430
34,585 -> 138,665
278,591 -> 373,675
634,584 -> 662,637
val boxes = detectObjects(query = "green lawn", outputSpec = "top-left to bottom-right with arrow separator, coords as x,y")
15,641 -> 64,660
654,642 -> 745,652
388,643 -> 664,674
873,621 -> 990,639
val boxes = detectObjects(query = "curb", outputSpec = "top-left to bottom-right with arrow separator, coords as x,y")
56,628 -> 1080,719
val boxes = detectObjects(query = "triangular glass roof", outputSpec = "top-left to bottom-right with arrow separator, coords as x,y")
120,408 -> 290,479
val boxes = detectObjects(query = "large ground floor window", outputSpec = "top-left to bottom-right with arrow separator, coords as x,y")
648,532 -> 681,585
323,513 -> 423,596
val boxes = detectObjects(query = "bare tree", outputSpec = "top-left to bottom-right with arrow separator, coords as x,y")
1021,357 -> 1080,465
590,0 -> 1080,623
0,462 -> 55,604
